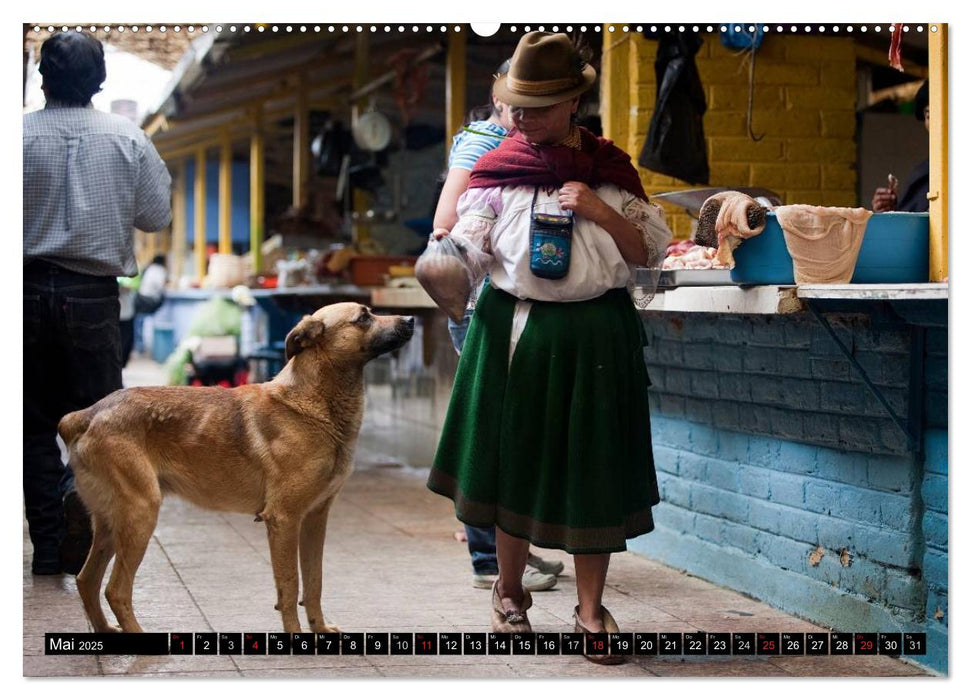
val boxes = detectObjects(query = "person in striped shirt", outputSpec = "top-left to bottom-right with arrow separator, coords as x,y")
432,61 -> 564,592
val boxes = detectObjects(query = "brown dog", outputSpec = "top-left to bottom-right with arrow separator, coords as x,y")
57,302 -> 414,633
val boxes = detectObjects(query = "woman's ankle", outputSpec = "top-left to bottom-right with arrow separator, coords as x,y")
496,576 -> 525,604
576,605 -> 605,632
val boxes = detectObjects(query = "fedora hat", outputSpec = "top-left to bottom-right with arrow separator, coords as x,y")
493,32 -> 597,108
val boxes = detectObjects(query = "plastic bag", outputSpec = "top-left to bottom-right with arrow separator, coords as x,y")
415,231 -> 492,322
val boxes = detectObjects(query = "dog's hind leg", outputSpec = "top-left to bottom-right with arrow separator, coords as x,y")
299,496 -> 338,633
77,513 -> 119,633
104,479 -> 161,633
264,510 -> 303,632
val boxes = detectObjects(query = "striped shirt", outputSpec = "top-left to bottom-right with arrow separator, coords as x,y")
447,120 -> 507,171
24,106 -> 172,277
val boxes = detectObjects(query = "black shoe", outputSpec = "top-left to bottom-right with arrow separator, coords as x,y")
31,548 -> 62,576
60,490 -> 93,576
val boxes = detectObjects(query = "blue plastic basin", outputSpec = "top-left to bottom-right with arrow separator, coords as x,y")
730,211 -> 930,285
152,325 -> 176,363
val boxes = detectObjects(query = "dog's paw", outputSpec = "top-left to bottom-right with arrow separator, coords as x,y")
312,622 -> 341,633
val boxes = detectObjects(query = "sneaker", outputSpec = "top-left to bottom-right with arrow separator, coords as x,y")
60,490 -> 92,576
521,567 -> 557,592
472,573 -> 498,590
527,552 -> 565,576
472,567 -> 557,592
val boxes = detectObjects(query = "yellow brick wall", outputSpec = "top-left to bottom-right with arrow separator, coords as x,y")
602,31 -> 859,239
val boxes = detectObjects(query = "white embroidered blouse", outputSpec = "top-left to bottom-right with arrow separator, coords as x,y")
452,184 -> 672,303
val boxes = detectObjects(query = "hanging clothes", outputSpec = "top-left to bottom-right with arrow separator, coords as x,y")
638,32 -> 710,185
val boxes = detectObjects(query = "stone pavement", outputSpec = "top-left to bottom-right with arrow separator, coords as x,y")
22,357 -> 929,678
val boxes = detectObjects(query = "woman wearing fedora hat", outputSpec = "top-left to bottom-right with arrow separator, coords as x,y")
427,32 -> 672,664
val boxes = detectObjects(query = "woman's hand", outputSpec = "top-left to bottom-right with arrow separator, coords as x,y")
431,227 -> 450,241
558,181 -> 609,222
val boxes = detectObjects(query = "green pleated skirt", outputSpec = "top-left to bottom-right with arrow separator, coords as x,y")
427,283 -> 660,554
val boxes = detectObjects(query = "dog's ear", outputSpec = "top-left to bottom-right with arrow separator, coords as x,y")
285,315 -> 326,360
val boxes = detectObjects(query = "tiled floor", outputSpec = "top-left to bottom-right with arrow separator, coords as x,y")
22,357 -> 929,678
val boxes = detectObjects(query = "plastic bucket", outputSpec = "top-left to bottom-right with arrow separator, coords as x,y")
152,325 -> 176,363
730,213 -> 794,284
853,212 -> 930,283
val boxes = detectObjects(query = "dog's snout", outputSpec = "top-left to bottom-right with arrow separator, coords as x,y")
401,316 -> 415,331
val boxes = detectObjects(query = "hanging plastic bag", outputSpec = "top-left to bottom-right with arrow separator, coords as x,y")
415,230 -> 492,322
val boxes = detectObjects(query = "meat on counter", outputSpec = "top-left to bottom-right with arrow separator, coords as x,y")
661,240 -> 730,270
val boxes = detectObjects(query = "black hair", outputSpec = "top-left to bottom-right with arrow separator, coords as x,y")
151,254 -> 167,266
466,58 -> 513,125
39,32 -> 106,106
914,80 -> 929,121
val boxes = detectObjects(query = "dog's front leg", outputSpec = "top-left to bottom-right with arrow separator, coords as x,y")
299,496 -> 338,633
263,511 -> 302,632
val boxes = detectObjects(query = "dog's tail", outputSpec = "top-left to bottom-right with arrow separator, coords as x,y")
58,407 -> 95,448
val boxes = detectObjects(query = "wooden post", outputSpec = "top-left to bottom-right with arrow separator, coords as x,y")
249,107 -> 265,274
445,28 -> 467,165
218,130 -> 233,255
293,72 -> 310,212
145,228 -> 156,263
171,161 -> 187,284
194,148 -> 207,282
599,24 -> 631,152
352,34 -> 370,248
927,23 -> 948,281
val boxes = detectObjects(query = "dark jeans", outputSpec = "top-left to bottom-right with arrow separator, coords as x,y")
448,306 -> 499,575
23,261 -> 123,555
120,318 -> 134,366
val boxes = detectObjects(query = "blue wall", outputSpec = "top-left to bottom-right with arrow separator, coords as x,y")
184,159 -> 251,247
919,325 -> 948,673
631,309 -> 948,674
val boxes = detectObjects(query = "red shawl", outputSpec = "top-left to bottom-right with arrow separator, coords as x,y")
468,127 -> 648,201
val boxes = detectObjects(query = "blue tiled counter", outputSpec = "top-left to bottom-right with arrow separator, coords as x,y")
629,283 -> 948,674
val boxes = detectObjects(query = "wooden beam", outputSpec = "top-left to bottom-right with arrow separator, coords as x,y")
144,113 -> 168,136
854,44 -> 928,79
171,161 -> 187,284
927,23 -> 947,281
250,108 -> 266,274
219,131 -> 233,255
348,43 -> 443,102
293,72 -> 310,211
174,70 -> 353,123
867,79 -> 925,108
194,148 -> 208,282
151,81 -> 345,154
445,29 -> 466,165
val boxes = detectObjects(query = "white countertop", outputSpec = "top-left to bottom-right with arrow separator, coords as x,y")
636,283 -> 948,315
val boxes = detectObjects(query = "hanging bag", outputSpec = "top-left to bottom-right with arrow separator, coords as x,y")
528,187 -> 573,280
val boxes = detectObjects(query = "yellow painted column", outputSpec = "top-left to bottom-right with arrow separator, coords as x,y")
293,72 -> 310,211
171,161 -> 187,284
600,24 -> 630,151
927,23 -> 948,281
194,148 -> 207,282
218,131 -> 233,255
249,108 -> 265,274
445,28 -> 467,165
145,228 -> 156,263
